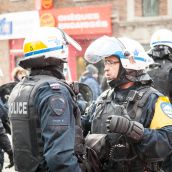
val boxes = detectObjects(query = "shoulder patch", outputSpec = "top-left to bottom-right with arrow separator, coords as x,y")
160,102 -> 172,119
49,95 -> 66,116
150,96 -> 172,129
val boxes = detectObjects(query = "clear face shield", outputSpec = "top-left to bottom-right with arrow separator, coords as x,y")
58,28 -> 82,51
84,36 -> 125,64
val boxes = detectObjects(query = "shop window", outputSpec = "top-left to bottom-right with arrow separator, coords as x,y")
76,56 -> 104,83
76,56 -> 86,80
142,0 -> 159,16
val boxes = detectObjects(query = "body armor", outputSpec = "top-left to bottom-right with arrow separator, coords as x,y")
148,59 -> 172,99
92,86 -> 159,133
8,75 -> 83,172
90,85 -> 160,172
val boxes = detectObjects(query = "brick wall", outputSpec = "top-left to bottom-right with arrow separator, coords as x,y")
135,0 -> 142,16
118,0 -> 127,21
0,0 -> 34,14
159,0 -> 167,15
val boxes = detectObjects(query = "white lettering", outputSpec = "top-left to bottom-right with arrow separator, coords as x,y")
9,102 -> 28,115
19,102 -> 23,114
58,20 -> 108,29
23,102 -> 27,115
58,13 -> 99,22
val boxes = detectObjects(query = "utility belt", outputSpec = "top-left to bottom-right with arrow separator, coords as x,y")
85,133 -> 137,172
36,159 -> 49,172
144,161 -> 164,172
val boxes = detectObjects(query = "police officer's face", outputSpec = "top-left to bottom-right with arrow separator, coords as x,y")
104,56 -> 120,81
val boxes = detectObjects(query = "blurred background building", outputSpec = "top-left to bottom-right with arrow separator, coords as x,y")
0,0 -> 172,84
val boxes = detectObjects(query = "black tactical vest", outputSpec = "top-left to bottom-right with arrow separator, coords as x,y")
90,86 -> 161,172
148,59 -> 172,100
8,75 -> 82,172
92,86 -> 160,133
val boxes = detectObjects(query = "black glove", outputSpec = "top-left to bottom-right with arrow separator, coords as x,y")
5,150 -> 14,169
106,115 -> 144,141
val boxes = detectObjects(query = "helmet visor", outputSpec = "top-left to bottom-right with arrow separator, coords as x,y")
65,33 -> 82,51
58,28 -> 82,51
84,36 -> 125,64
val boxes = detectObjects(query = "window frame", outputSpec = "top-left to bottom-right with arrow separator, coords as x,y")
142,0 -> 159,17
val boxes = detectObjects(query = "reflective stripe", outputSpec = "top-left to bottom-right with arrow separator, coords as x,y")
24,46 -> 63,57
120,56 -> 146,62
112,51 -> 125,59
112,51 -> 146,62
152,41 -> 172,45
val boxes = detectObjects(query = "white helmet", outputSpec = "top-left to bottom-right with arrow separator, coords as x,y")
85,36 -> 125,63
118,37 -> 154,70
84,35 -> 152,70
20,27 -> 82,68
150,29 -> 172,48
149,29 -> 172,60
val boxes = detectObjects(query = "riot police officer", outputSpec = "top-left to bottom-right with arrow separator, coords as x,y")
148,29 -> 172,172
148,29 -> 172,101
83,36 -> 172,172
0,99 -> 13,171
8,27 -> 84,172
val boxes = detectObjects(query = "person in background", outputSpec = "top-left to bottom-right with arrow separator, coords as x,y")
83,36 -> 172,172
148,28 -> 172,172
8,27 -> 85,172
12,66 -> 28,82
0,100 -> 13,171
100,76 -> 110,92
79,64 -> 102,101
0,71 -> 14,171
148,28 -> 172,101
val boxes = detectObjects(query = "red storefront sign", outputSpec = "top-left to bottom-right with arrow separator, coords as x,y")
42,0 -> 53,9
39,5 -> 112,81
40,12 -> 56,26
39,4 -> 112,35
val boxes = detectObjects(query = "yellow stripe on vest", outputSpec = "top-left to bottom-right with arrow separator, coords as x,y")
24,41 -> 47,53
150,96 -> 172,129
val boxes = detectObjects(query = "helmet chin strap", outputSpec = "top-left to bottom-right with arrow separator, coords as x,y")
108,62 -> 129,88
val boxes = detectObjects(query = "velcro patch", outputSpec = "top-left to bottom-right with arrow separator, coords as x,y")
49,95 -> 66,116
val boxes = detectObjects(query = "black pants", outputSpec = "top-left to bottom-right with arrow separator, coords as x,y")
0,149 -> 4,172
162,154 -> 172,172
